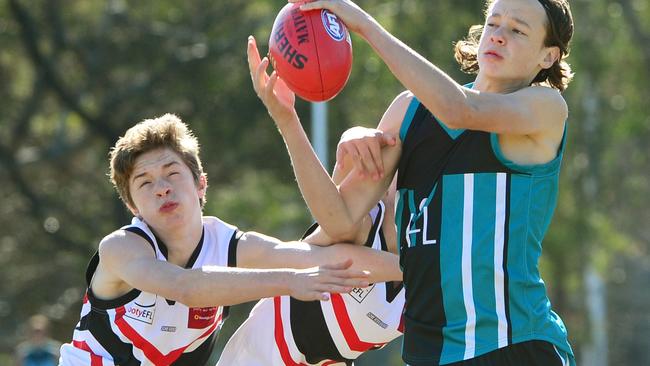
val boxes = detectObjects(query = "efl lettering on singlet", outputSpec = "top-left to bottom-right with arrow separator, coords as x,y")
404,196 -> 438,247
349,284 -> 375,303
188,306 -> 218,329
125,293 -> 157,325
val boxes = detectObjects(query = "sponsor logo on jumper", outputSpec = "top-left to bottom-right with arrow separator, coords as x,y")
188,306 -> 218,329
125,305 -> 155,325
160,326 -> 176,332
321,10 -> 345,41
366,312 -> 388,329
124,294 -> 157,324
349,283 -> 375,303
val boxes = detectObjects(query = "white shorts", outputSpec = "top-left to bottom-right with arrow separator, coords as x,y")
59,343 -> 116,366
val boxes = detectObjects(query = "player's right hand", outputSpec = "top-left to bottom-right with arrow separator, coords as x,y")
290,0 -> 371,35
336,127 -> 396,181
247,35 -> 298,128
289,259 -> 370,301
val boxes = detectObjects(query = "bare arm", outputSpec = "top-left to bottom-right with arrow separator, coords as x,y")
97,230 -> 370,308
247,36 -> 405,242
296,1 -> 567,137
236,230 -> 402,282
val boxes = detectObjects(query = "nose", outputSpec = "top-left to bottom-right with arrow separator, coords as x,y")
154,179 -> 172,197
490,27 -> 506,45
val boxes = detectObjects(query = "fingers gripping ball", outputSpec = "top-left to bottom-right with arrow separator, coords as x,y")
269,3 -> 353,102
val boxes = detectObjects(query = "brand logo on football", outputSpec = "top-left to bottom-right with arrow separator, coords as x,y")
321,10 -> 345,41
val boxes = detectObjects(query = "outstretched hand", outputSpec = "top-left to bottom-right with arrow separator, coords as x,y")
289,259 -> 370,302
247,35 -> 298,127
288,0 -> 372,35
336,127 -> 396,180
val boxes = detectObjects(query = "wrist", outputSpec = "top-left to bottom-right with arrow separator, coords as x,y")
271,113 -> 300,129
275,114 -> 301,133
360,17 -> 387,49
274,269 -> 296,296
357,14 -> 380,41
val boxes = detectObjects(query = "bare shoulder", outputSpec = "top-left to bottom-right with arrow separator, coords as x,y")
378,90 -> 416,138
518,86 -> 568,123
522,85 -> 567,105
98,229 -> 155,270
90,230 -> 156,298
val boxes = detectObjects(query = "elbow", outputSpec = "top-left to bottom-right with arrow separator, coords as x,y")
171,275 -> 194,306
320,222 -> 358,243
443,103 -> 475,130
172,272 -> 207,308
314,211 -> 360,243
437,89 -> 479,130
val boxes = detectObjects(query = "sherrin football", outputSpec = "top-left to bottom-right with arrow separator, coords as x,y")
268,3 -> 353,102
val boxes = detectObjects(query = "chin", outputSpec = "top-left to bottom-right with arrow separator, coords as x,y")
478,66 -> 503,79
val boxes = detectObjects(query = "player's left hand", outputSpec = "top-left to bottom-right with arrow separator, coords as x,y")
289,259 -> 371,302
247,35 -> 298,128
337,126 -> 396,180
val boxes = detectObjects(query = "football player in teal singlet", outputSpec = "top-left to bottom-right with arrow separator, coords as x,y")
255,0 -> 576,364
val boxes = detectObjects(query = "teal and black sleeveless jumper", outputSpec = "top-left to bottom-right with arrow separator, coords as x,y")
395,95 -> 574,365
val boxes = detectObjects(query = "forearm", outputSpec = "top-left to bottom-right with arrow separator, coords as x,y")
238,235 -> 400,283
316,243 -> 402,283
278,118 -> 360,240
178,267 -> 293,307
360,19 -> 470,126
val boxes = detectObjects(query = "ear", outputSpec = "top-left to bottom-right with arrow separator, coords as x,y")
540,45 -> 560,70
197,174 -> 208,199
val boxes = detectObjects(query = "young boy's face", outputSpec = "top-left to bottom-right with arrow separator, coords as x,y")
127,147 -> 205,231
477,0 -> 559,85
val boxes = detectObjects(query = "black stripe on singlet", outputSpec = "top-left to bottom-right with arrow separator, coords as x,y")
228,230 -> 242,267
291,220 -> 353,363
379,228 -> 404,304
503,174 -> 513,345
363,203 -> 384,248
222,230 -> 243,321
147,227 -> 206,269
289,299 -> 352,365
78,310 -> 141,366
124,226 -> 156,252
169,332 -> 218,366
183,228 -> 205,269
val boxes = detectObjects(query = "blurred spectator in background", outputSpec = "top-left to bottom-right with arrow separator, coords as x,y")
14,315 -> 60,366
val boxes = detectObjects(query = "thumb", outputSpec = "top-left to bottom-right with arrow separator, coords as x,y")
336,145 -> 346,169
380,132 -> 397,146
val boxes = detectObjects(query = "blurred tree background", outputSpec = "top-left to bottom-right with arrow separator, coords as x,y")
1,0 -> 649,364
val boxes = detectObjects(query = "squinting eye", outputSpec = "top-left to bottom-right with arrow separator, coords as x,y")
486,23 -> 495,27
140,181 -> 151,188
169,172 -> 179,176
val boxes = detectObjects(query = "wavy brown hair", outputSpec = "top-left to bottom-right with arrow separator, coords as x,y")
109,114 -> 206,210
454,0 -> 574,92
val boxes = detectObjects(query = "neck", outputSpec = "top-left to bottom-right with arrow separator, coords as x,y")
149,211 -> 203,263
473,73 -> 533,94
